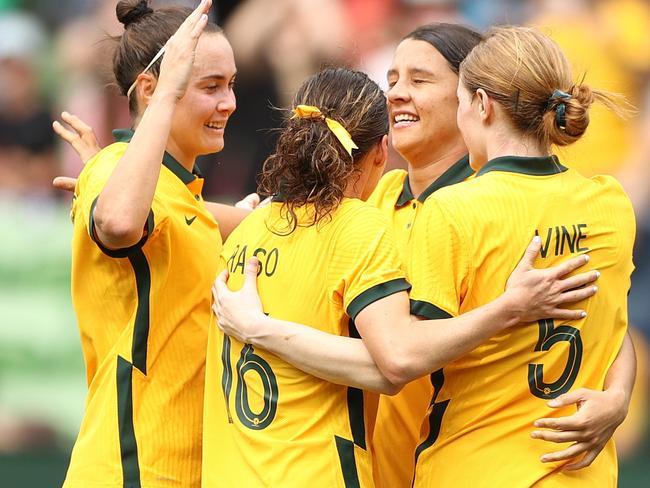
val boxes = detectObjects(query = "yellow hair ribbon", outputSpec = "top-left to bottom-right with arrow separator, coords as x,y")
291,104 -> 358,157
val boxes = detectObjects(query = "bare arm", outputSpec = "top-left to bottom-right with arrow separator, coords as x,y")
532,330 -> 636,469
52,112 -> 257,241
604,331 -> 637,407
214,238 -> 598,393
335,251 -> 596,386
225,312 -> 399,394
92,2 -> 210,249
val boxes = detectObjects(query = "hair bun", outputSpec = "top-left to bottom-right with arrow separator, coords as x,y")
117,0 -> 153,28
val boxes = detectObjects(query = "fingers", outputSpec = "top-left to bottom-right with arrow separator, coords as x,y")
52,120 -> 77,144
213,269 -> 230,300
548,308 -> 587,321
53,111 -> 101,163
242,257 -> 260,290
60,111 -> 93,135
546,389 -> 587,409
235,193 -> 261,209
514,235 -> 542,272
248,193 -> 262,207
557,270 -> 600,292
531,429 -> 583,443
181,0 -> 211,37
563,450 -> 599,470
540,442 -> 587,463
190,10 -> 209,39
52,176 -> 77,192
555,286 -> 598,305
534,415 -> 582,432
258,196 -> 273,208
550,254 -> 590,279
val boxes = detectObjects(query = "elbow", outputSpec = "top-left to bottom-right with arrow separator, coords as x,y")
378,379 -> 404,396
379,354 -> 417,390
93,207 -> 144,248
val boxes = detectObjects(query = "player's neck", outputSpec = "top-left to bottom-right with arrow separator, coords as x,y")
485,135 -> 547,163
406,146 -> 467,198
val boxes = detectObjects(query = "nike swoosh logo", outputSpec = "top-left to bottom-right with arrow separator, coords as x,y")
185,215 -> 197,226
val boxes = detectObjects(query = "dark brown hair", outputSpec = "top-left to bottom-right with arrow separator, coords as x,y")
460,26 -> 631,149
403,23 -> 484,75
113,0 -> 222,115
259,67 -> 388,234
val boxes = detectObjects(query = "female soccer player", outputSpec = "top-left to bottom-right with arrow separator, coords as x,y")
373,23 -> 636,486
204,66 -> 601,487
213,24 -> 633,486
55,17 -> 627,486
63,1 -> 232,486
407,26 -> 634,487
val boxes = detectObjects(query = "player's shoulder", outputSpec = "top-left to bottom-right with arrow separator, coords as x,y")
377,169 -> 408,189
589,173 -> 630,199
367,169 -> 408,205
226,203 -> 273,241
326,198 -> 393,246
422,176 -> 483,215
566,170 -> 635,215
589,173 -> 635,226
78,142 -> 129,187
337,198 -> 391,225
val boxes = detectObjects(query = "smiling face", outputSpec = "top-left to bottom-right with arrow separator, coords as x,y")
386,38 -> 463,166
168,32 -> 237,163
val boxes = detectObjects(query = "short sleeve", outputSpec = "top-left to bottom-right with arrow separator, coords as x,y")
407,197 -> 471,319
74,143 -> 163,258
329,205 -> 411,321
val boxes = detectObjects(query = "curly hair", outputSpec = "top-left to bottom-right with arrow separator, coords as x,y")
259,68 -> 388,234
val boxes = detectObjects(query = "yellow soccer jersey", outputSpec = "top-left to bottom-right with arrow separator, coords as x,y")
368,156 -> 473,488
64,129 -> 221,488
202,198 -> 410,488
408,155 -> 635,487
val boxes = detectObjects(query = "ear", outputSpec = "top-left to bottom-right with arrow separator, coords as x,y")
475,88 -> 492,122
134,73 -> 158,108
374,134 -> 389,167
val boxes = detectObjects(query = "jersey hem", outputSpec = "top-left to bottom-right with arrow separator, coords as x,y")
89,196 -> 154,258
347,278 -> 411,320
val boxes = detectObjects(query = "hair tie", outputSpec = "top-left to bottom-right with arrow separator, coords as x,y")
547,89 -> 572,130
126,42 -> 167,98
292,104 -> 358,157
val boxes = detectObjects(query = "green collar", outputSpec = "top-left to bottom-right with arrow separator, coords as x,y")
112,128 -> 202,185
476,154 -> 567,177
396,154 -> 473,207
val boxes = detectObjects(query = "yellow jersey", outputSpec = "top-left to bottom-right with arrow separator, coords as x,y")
64,129 -> 220,488
367,156 -> 473,488
202,198 -> 410,488
408,155 -> 635,487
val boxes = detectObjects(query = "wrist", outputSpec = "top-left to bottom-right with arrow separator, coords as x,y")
604,384 -> 631,418
496,291 -> 525,329
245,312 -> 273,347
150,89 -> 180,107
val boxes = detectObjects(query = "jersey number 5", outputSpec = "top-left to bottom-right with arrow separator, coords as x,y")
222,336 -> 279,430
528,318 -> 583,399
